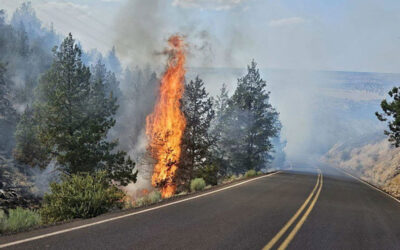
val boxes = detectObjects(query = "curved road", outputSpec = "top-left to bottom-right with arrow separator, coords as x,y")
2,167 -> 400,249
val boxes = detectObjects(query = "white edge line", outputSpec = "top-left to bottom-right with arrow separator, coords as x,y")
0,171 -> 280,248
335,167 -> 400,205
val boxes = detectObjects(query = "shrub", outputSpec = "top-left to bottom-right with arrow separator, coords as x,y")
257,171 -> 263,176
197,165 -> 218,185
190,178 -> 206,192
0,210 -> 5,225
123,197 -> 135,209
148,190 -> 162,203
0,209 -> 6,233
135,190 -> 162,207
177,191 -> 188,196
0,208 -> 41,233
221,174 -> 237,184
40,171 -> 125,223
245,169 -> 257,178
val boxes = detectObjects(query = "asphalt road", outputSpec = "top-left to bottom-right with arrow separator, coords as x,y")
2,167 -> 400,249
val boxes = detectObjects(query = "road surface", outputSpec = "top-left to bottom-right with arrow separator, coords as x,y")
2,167 -> 400,249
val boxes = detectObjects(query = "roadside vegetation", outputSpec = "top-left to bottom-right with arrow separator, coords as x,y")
245,170 -> 257,178
134,190 -> 162,207
190,178 -> 206,192
40,172 -> 124,223
0,208 -> 41,234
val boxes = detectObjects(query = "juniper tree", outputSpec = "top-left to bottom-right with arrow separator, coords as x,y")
179,76 -> 215,187
23,34 -> 136,185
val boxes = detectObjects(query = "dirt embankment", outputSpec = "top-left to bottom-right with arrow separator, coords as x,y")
323,139 -> 400,197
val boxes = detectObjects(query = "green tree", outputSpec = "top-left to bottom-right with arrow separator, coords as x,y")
11,2 -> 42,39
114,66 -> 158,153
28,33 -> 136,185
91,59 -> 122,100
376,86 -> 400,147
0,63 -> 17,152
214,83 -> 229,119
14,105 -> 49,168
1,4 -> 57,156
105,46 -> 122,76
224,60 -> 280,173
210,83 -> 231,176
178,76 -> 215,188
0,63 -> 16,123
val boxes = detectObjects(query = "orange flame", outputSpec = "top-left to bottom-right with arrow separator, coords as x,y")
146,35 -> 186,198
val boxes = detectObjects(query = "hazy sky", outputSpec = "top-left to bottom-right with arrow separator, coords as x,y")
2,0 -> 400,73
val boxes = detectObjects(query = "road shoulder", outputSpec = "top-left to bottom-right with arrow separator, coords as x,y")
0,171 -> 280,248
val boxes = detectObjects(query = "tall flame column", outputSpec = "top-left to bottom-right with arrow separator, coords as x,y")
146,35 -> 186,198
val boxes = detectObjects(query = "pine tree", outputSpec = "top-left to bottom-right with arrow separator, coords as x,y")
15,22 -> 30,57
91,59 -> 122,101
106,46 -> 122,76
0,63 -> 16,122
14,105 -> 49,167
11,2 -> 43,39
224,60 -> 280,172
1,4 -> 57,155
178,76 -> 215,188
0,63 -> 17,152
28,34 -> 136,185
214,83 -> 229,118
114,66 -> 159,153
376,86 -> 400,147
210,83 -> 231,176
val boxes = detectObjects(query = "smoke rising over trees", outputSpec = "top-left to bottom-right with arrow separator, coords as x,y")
175,62 -> 281,190
0,3 -> 59,154
1,2 -> 282,212
16,33 -> 137,185
209,61 -> 281,176
228,61 -> 280,171
113,66 -> 159,160
0,63 -> 17,153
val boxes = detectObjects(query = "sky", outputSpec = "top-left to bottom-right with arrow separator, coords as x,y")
1,0 -> 400,73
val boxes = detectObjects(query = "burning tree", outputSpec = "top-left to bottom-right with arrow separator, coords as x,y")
146,35 -> 187,198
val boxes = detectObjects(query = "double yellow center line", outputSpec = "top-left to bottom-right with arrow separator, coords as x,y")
263,170 -> 323,250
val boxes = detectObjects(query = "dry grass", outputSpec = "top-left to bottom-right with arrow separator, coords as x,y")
0,208 -> 41,234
